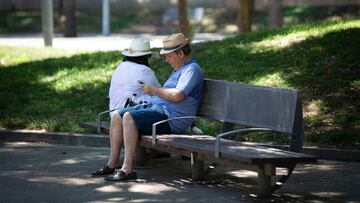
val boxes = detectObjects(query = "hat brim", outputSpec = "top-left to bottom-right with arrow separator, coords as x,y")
159,38 -> 190,55
122,50 -> 153,57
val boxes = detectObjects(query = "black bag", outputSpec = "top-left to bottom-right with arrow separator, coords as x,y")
124,94 -> 138,108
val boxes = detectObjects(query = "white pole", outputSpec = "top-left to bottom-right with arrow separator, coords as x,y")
102,0 -> 110,36
41,0 -> 53,46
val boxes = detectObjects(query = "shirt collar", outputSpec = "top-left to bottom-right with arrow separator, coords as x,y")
174,59 -> 196,72
183,59 -> 196,67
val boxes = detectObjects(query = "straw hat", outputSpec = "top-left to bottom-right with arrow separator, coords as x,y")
160,33 -> 189,54
122,38 -> 153,57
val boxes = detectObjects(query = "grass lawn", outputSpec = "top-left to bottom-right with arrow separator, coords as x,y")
0,19 -> 359,147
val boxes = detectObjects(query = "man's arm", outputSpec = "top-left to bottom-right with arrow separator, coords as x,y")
141,85 -> 185,103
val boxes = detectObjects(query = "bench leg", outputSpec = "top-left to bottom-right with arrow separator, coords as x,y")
135,143 -> 147,166
191,152 -> 204,181
257,164 -> 275,198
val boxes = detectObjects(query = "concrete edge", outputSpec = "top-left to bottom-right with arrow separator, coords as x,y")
302,147 -> 360,162
0,129 -> 109,148
1,129 -> 359,161
267,144 -> 360,162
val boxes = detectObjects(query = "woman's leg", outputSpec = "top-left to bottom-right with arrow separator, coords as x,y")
107,111 -> 123,168
121,112 -> 139,174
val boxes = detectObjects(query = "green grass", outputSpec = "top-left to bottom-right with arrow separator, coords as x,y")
0,19 -> 359,147
193,19 -> 360,147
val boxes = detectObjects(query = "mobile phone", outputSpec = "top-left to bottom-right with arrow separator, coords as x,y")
138,80 -> 144,85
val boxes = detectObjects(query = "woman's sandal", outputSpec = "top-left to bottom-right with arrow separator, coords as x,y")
91,164 -> 120,177
104,169 -> 137,181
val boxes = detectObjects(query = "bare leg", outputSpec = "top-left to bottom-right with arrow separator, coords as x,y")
107,112 -> 123,168
121,112 -> 139,174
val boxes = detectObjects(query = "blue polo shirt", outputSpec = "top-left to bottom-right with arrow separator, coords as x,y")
150,59 -> 204,133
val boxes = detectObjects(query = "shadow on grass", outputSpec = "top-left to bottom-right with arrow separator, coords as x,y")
0,51 -> 120,132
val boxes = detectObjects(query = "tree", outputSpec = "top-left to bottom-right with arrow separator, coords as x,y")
178,0 -> 190,38
268,0 -> 283,28
236,0 -> 254,34
62,0 -> 77,37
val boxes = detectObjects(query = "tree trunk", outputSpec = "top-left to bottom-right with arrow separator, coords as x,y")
236,0 -> 254,34
63,0 -> 77,37
178,0 -> 190,38
268,0 -> 283,28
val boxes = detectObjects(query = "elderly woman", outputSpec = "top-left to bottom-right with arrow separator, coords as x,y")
91,37 -> 160,176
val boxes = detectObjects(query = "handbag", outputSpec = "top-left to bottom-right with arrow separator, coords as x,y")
124,94 -> 138,108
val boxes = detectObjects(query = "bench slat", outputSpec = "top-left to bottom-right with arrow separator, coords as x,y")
141,135 -> 316,164
198,79 -> 298,133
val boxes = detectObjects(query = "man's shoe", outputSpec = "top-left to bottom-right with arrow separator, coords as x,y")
91,165 -> 119,177
104,170 -> 137,182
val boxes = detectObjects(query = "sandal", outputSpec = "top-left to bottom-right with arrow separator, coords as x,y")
91,164 -> 119,177
104,169 -> 137,182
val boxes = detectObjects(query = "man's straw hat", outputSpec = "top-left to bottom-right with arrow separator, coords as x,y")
160,33 -> 189,54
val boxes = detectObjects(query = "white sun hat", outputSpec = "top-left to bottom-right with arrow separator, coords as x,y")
122,38 -> 153,57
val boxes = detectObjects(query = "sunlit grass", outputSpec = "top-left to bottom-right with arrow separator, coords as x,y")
253,20 -> 359,51
40,67 -> 113,92
250,72 -> 289,88
0,46 -> 79,66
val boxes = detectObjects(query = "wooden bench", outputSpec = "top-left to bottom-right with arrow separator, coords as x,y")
80,78 -> 317,197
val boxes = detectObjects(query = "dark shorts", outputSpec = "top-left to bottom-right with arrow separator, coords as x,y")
117,104 -> 171,135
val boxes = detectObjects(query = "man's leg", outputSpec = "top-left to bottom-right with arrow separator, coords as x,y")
121,112 -> 139,174
107,111 -> 123,168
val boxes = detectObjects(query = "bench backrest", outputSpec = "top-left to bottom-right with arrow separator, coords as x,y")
197,79 -> 304,152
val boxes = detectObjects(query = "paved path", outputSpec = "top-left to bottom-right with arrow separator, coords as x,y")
0,141 -> 359,203
0,33 -> 233,51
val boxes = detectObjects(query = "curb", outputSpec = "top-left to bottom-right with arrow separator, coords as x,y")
302,147 -> 360,162
0,129 -> 109,148
1,129 -> 359,161
268,144 -> 360,162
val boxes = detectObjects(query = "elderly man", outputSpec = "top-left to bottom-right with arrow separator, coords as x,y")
92,33 -> 204,182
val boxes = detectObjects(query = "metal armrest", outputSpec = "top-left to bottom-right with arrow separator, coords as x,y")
214,128 -> 270,158
151,116 -> 218,144
97,108 -> 118,133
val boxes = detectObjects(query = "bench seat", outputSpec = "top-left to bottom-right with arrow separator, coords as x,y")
140,134 -> 316,165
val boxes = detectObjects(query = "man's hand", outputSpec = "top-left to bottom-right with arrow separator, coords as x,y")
141,84 -> 157,96
140,83 -> 185,102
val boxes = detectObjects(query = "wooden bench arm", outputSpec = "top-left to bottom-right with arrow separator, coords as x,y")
215,128 -> 270,158
151,116 -> 218,144
97,108 -> 118,133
